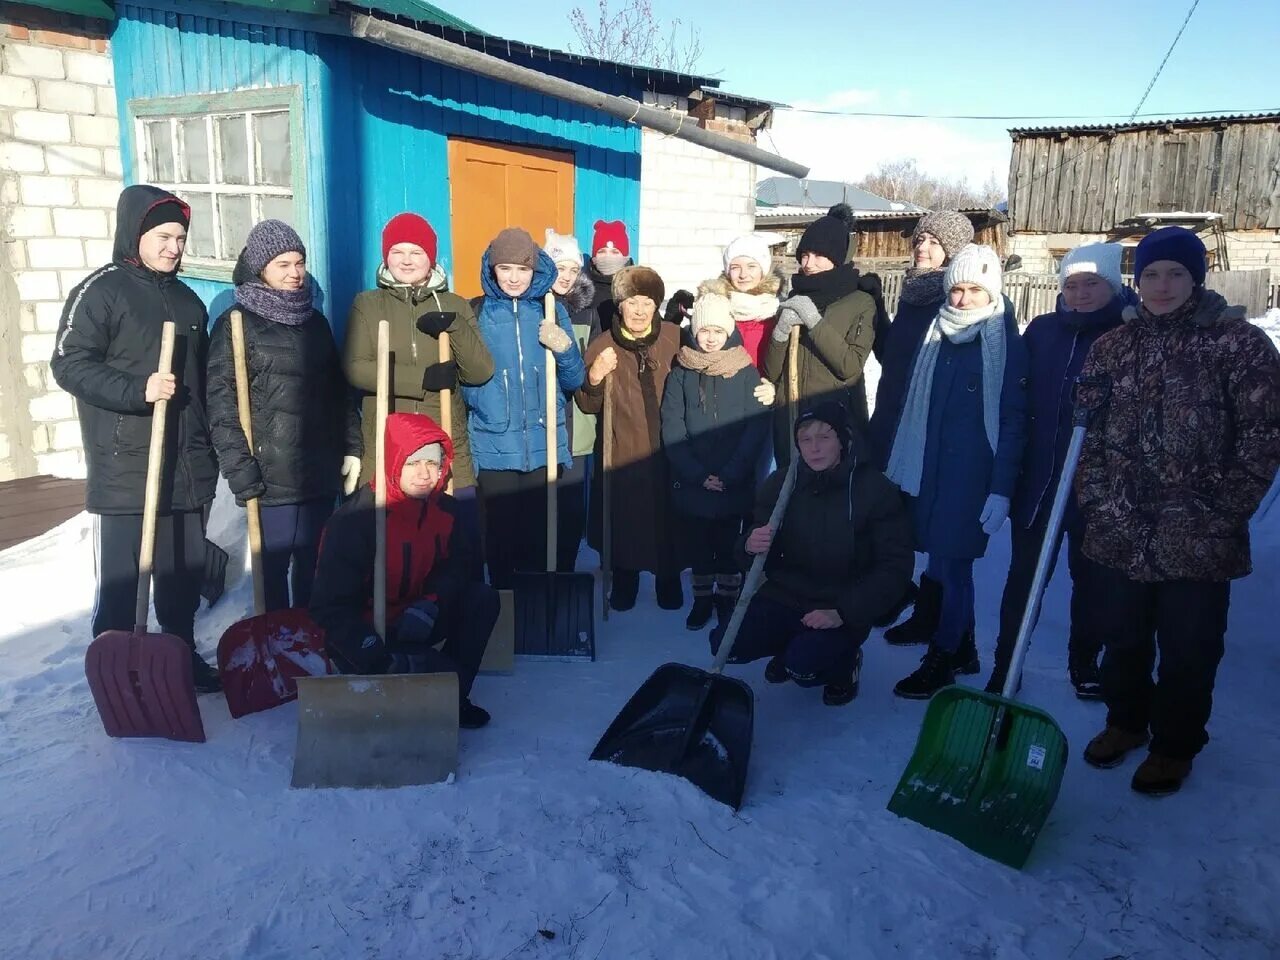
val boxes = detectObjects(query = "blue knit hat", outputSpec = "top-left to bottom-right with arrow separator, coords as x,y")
1134,226 -> 1206,286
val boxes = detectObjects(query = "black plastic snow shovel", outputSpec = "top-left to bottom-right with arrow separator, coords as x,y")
590,456 -> 799,809
887,379 -> 1109,868
512,293 -> 596,661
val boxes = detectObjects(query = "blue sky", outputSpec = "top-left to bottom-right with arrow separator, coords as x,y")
460,0 -> 1280,187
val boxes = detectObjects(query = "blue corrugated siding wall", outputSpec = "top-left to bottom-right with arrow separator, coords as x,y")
112,4 -> 642,334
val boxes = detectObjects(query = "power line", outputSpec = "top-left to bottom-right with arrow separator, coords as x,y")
1130,0 -> 1202,119
783,104 -> 1275,123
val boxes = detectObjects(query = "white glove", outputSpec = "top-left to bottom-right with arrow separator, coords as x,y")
538,320 -> 573,354
342,455 -> 362,497
979,494 -> 1010,535
753,380 -> 776,406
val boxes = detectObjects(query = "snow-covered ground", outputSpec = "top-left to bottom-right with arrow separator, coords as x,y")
3,469 -> 1278,960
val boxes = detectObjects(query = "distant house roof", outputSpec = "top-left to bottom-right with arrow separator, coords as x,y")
1009,111 -> 1280,138
756,177 -> 921,214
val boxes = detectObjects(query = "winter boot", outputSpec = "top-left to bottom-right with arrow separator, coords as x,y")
764,655 -> 789,684
949,629 -> 980,675
983,662 -> 1022,697
609,569 -> 639,611
1130,753 -> 1192,796
713,573 -> 742,626
823,649 -> 863,706
873,579 -> 918,629
686,575 -> 715,630
884,574 -> 942,646
1069,650 -> 1104,701
655,575 -> 684,611
191,651 -> 222,694
459,698 -> 491,730
1083,726 -> 1149,769
893,645 -> 955,700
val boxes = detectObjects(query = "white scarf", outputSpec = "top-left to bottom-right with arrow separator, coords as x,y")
727,289 -> 780,323
885,299 -> 1007,496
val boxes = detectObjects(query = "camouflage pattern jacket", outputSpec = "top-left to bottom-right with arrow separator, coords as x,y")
1076,290 -> 1280,582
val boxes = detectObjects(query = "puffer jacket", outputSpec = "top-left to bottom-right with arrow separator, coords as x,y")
1077,290 -> 1280,582
464,249 -> 586,472
50,184 -> 219,515
207,303 -> 362,506
344,264 -> 494,489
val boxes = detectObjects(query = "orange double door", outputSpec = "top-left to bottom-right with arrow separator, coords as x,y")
447,137 -> 575,299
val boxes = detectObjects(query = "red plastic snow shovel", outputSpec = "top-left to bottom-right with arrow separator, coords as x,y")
590,456 -> 799,809
85,321 -> 206,743
217,309 -> 330,719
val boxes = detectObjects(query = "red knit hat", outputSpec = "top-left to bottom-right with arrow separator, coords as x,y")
382,213 -> 439,266
591,220 -> 629,257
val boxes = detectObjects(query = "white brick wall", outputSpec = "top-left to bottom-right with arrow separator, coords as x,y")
1,28 -> 119,482
638,128 -> 758,302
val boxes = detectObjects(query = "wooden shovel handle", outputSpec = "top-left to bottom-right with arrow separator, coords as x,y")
229,309 -> 266,617
438,329 -> 453,495
601,374 -> 613,621
787,324 -> 800,440
544,292 -> 558,572
135,321 -> 175,632
375,318 -> 389,639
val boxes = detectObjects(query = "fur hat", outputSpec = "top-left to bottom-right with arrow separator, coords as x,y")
691,293 -> 735,339
945,244 -> 1004,304
544,228 -> 582,267
1134,226 -> 1207,286
591,220 -> 630,257
487,227 -> 539,269
611,265 -> 665,307
723,234 -> 773,277
797,203 -> 855,265
1060,242 -> 1123,294
912,211 -> 975,260
382,213 -> 438,266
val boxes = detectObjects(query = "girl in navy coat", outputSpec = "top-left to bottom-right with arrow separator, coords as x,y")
660,293 -> 772,629
884,244 -> 1028,699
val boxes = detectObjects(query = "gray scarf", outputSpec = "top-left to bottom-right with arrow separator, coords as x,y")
234,276 -> 313,326
898,268 -> 947,307
885,299 -> 1007,496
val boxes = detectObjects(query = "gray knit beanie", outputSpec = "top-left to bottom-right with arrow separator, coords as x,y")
242,219 -> 306,276
911,211 -> 974,260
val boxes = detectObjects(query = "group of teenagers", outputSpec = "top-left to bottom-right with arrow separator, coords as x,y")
53,184 -> 1279,796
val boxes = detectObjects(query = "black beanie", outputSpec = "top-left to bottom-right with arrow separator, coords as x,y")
139,198 -> 190,238
796,203 -> 854,265
794,400 -> 853,457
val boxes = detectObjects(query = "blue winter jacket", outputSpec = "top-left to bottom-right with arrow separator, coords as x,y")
463,249 -> 586,472
1010,288 -> 1136,530
913,310 -> 1029,559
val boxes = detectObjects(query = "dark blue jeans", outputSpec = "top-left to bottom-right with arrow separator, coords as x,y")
259,497 -> 334,612
926,555 -> 974,653
711,594 -> 868,686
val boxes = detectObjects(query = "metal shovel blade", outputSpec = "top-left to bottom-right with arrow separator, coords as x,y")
887,687 -> 1068,869
217,609 -> 330,719
590,662 -> 754,809
290,673 -> 459,789
512,570 -> 596,660
85,628 -> 206,743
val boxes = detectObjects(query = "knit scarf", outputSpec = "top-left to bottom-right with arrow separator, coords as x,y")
789,262 -> 863,311
727,290 -> 780,323
611,320 -> 664,450
885,299 -> 1008,497
234,276 -> 314,326
677,344 -> 753,379
899,268 -> 947,307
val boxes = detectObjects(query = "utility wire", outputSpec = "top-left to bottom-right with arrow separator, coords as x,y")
783,105 -> 1274,123
1130,0 -> 1202,119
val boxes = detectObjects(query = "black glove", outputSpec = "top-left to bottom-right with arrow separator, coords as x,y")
416,311 -> 456,337
394,599 -> 440,646
421,360 -> 457,392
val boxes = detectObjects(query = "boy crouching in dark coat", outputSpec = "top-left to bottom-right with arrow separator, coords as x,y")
310,412 -> 496,728
713,402 -> 913,705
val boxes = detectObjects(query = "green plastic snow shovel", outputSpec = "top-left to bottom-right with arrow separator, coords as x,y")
887,380 -> 1108,868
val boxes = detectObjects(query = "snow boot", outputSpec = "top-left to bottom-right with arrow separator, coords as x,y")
609,569 -> 639,611
893,645 -> 955,700
1130,753 -> 1192,796
884,574 -> 942,645
1083,726 -> 1149,769
191,651 -> 222,694
983,662 -> 1022,697
764,655 -> 789,684
872,579 -> 918,629
686,576 -> 715,630
1069,650 -> 1104,701
459,698 -> 491,730
655,575 -> 684,611
949,629 -> 980,675
823,649 -> 863,706
713,573 -> 741,626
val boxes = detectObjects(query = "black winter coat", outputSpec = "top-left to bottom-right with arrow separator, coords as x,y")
659,334 -> 770,518
738,451 -> 914,634
50,184 -> 219,515
206,304 -> 362,506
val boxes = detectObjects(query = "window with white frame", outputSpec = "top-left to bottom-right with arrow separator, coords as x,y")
136,102 -> 296,273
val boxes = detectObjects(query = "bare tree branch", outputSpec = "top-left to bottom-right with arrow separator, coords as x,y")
568,0 -> 704,73
857,158 -> 1007,209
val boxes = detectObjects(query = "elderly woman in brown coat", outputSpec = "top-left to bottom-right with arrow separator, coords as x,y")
576,265 -> 686,611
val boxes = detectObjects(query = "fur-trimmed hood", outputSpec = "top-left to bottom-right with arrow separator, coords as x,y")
697,272 -> 783,299
557,267 -> 596,315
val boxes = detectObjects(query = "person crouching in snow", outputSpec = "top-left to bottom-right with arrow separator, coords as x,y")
884,244 -> 1028,700
1076,226 -> 1280,796
660,293 -> 772,631
310,413 -> 496,729
713,402 -> 913,706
